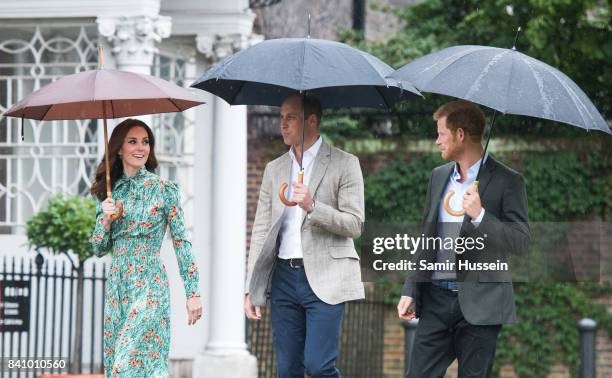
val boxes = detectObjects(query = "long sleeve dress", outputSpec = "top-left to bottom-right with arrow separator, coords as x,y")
91,166 -> 200,378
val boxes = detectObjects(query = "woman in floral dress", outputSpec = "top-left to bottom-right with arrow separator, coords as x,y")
90,119 -> 202,378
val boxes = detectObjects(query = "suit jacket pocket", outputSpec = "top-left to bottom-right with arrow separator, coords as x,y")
329,246 -> 360,260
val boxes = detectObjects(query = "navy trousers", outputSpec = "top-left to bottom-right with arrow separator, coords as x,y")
270,260 -> 345,378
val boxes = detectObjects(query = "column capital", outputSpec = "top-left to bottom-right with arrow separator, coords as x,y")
97,15 -> 172,70
196,32 -> 263,63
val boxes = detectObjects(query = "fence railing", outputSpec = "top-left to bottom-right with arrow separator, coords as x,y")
0,253 -> 106,377
247,286 -> 390,378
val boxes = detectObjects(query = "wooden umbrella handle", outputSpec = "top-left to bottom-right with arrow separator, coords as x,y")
102,104 -> 124,221
443,181 -> 479,217
279,170 -> 304,207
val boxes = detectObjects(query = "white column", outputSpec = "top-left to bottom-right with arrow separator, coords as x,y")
192,95 -> 257,377
191,54 -> 215,351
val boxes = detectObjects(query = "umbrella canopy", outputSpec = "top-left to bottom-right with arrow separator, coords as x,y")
3,66 -> 205,219
389,45 -> 610,134
191,37 -> 421,108
4,69 -> 204,120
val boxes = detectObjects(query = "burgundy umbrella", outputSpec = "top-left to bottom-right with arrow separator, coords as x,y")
3,48 -> 205,219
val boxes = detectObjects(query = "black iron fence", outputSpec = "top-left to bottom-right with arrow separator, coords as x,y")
247,286 -> 390,378
0,253 -> 106,377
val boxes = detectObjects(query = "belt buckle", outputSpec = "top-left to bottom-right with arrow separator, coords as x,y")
289,258 -> 299,269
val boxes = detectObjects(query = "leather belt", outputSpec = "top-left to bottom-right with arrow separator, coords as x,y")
431,280 -> 459,292
278,258 -> 304,269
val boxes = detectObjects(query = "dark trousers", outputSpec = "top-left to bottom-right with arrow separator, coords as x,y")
407,284 -> 502,378
270,260 -> 345,378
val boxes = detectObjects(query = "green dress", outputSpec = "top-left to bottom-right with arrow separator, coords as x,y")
91,166 -> 200,378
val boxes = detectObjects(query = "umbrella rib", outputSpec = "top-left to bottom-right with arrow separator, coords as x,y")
544,62 -> 595,130
230,81 -> 247,104
501,51 -> 517,114
39,105 -> 53,121
521,56 -> 554,120
299,40 -> 307,90
168,98 -> 182,112
464,50 -> 510,103
412,46 -> 486,81
375,86 -> 392,110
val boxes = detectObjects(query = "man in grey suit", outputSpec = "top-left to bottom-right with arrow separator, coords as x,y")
245,93 -> 365,378
397,100 -> 530,377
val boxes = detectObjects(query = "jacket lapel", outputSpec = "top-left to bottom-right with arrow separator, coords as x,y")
300,141 -> 331,225
475,156 -> 496,199
272,152 -> 292,224
460,156 -> 497,231
427,163 -> 454,225
308,142 -> 331,196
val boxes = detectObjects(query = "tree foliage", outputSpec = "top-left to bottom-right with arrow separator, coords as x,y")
338,0 -> 610,137
26,194 -> 96,263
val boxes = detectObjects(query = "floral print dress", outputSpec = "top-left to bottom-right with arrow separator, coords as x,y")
91,167 -> 200,378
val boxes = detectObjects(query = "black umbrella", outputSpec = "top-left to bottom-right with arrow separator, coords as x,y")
192,36 -> 421,206
389,30 -> 610,216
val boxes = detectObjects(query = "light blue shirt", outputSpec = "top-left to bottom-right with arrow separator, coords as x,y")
438,156 -> 487,225
432,155 -> 486,280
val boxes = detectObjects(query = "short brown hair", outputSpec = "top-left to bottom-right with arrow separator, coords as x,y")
433,100 -> 485,142
284,93 -> 322,125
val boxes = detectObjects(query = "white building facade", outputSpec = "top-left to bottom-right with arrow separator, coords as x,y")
0,1 -> 262,376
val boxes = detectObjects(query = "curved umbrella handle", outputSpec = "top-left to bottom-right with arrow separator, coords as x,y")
443,181 -> 479,217
102,113 -> 124,221
106,192 -> 124,221
110,199 -> 125,221
279,170 -> 304,207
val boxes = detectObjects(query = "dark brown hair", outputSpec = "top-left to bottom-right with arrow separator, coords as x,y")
433,100 -> 486,142
90,119 -> 158,201
285,93 -> 323,125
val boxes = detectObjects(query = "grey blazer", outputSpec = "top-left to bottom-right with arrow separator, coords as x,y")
246,141 -> 365,306
402,157 -> 530,325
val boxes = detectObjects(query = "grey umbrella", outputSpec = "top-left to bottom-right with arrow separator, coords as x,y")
389,43 -> 610,216
191,37 -> 420,109
389,44 -> 609,133
192,37 -> 421,206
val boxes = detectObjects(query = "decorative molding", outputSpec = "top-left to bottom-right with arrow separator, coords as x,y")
196,32 -> 263,62
97,15 -> 172,69
167,11 -> 256,36
0,0 -> 161,19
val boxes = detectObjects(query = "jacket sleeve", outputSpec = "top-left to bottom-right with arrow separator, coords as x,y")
164,181 -> 201,299
462,172 -> 530,256
91,200 -> 112,257
245,164 -> 273,294
306,155 -> 365,239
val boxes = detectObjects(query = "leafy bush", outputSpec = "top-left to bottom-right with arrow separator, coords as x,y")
26,194 -> 96,261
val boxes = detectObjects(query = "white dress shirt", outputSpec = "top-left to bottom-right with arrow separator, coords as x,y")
278,137 -> 323,259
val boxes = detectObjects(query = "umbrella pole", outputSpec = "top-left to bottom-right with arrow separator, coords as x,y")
101,100 -> 124,219
103,116 -> 111,199
278,92 -> 305,206
476,110 -> 498,181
